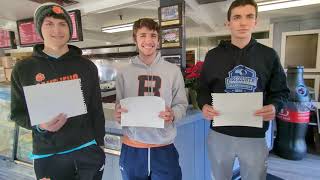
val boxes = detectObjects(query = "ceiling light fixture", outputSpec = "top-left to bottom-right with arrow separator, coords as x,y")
257,0 -> 320,12
101,23 -> 134,33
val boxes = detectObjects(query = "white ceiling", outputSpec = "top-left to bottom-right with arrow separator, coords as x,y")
0,0 -> 319,47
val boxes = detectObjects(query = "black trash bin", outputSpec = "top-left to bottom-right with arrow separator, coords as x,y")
274,66 -> 311,160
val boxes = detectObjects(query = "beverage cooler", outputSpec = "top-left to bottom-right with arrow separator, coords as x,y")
0,84 -> 15,159
0,83 -> 34,164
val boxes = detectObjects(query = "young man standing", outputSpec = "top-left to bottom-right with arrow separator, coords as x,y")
10,3 -> 105,180
114,18 -> 188,180
198,0 -> 289,179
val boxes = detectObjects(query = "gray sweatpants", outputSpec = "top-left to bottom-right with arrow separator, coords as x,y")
207,130 -> 268,180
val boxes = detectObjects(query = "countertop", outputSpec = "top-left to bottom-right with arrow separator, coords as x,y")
105,106 -> 203,135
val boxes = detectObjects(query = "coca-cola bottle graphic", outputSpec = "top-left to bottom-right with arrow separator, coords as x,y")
274,66 -> 311,160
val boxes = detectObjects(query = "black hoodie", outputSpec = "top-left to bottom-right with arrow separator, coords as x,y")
10,44 -> 105,155
197,38 -> 289,138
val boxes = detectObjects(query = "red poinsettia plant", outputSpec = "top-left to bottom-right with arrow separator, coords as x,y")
185,61 -> 204,91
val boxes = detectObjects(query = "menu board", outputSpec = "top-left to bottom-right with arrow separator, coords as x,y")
17,19 -> 43,46
0,30 -> 16,49
17,9 -> 83,46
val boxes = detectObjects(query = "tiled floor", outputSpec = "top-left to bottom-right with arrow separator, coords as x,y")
267,153 -> 320,180
0,159 -> 34,180
1,152 -> 320,180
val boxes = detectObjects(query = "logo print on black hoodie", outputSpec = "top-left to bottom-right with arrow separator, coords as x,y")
225,65 -> 258,93
35,73 -> 45,82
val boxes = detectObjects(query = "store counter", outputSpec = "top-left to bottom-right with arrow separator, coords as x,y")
102,107 -> 276,180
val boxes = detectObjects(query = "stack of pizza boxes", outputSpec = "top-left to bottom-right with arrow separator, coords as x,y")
0,56 -> 16,82
0,65 -> 5,82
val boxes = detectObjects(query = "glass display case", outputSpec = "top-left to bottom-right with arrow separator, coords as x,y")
104,133 -> 121,156
0,119 -> 15,159
0,84 -> 14,159
16,127 -> 32,163
0,84 -> 33,163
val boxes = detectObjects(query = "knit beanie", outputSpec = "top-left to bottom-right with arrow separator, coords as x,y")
34,2 -> 73,40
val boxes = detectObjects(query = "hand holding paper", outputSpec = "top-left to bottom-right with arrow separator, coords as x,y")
114,104 -> 128,123
120,96 -> 165,128
202,104 -> 220,120
255,104 -> 276,121
39,113 -> 67,132
159,106 -> 175,123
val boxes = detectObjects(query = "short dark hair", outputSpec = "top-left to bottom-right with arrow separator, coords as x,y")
45,12 -> 68,21
132,18 -> 160,41
227,0 -> 258,21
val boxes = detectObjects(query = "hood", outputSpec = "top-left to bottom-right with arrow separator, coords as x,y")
218,38 -> 257,51
32,44 -> 83,60
217,38 -> 257,66
131,52 -> 163,68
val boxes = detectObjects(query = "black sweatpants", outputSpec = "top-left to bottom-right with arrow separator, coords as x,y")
34,144 -> 106,180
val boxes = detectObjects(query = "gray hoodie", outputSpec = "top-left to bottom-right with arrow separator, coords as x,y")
116,52 -> 188,145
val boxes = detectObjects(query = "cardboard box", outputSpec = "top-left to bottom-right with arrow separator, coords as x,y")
10,52 -> 32,61
0,67 -> 5,82
0,56 -> 16,68
4,68 -> 12,81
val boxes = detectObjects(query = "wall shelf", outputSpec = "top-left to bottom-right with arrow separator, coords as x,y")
304,74 -> 320,101
281,29 -> 320,72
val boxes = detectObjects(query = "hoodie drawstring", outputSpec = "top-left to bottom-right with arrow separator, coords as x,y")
147,67 -> 154,96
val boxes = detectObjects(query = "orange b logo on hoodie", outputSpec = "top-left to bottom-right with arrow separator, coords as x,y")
35,73 -> 45,82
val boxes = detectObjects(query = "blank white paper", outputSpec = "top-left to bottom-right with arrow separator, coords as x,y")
120,96 -> 165,128
211,92 -> 263,128
23,79 -> 87,126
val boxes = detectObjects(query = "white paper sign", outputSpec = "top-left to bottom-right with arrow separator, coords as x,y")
120,96 -> 165,128
211,92 -> 263,128
23,79 -> 87,126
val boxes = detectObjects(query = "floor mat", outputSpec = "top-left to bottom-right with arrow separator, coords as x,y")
267,173 -> 284,180
239,173 -> 284,180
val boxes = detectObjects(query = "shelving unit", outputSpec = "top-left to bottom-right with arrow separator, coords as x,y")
280,29 -> 320,148
304,74 -> 320,101
281,29 -> 320,101
281,29 -> 320,72
186,48 -> 197,65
